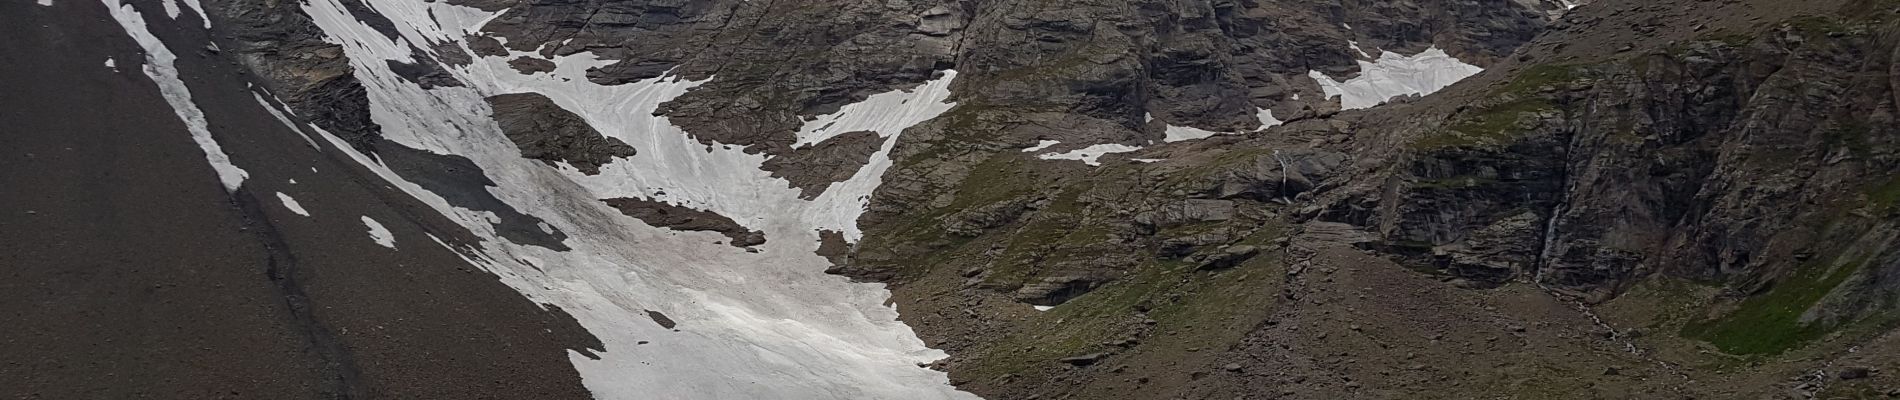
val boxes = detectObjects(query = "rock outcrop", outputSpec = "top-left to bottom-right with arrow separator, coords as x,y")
600,197 -> 766,247
486,93 -> 636,175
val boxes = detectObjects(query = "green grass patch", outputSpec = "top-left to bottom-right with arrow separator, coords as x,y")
1410,64 -> 1581,150
945,154 -> 1035,211
1497,64 -> 1582,95
982,214 -> 1111,287
961,241 -> 1285,380
1682,257 -> 1864,355
1786,16 -> 1857,35
1865,175 -> 1900,213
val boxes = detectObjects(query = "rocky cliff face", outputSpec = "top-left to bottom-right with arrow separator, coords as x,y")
837,0 -> 1900,398
1331,0 -> 1900,355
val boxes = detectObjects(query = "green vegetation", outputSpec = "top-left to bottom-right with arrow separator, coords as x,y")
1498,64 -> 1581,95
946,155 -> 1035,211
961,224 -> 1287,379
1155,146 -> 1279,188
1682,257 -> 1864,355
1785,15 -> 1858,36
1864,175 -> 1900,213
982,209 -> 1110,287
1410,65 -> 1581,150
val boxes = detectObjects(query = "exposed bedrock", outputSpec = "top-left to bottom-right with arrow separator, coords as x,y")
761,130 -> 884,200
600,197 -> 767,247
485,92 -> 636,175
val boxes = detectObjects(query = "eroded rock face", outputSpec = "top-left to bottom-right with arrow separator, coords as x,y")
600,197 -> 766,247
485,93 -> 635,175
456,0 -> 957,157
206,0 -> 383,150
1355,22 -> 1900,303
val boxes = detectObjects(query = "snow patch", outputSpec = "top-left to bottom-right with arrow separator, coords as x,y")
1039,143 -> 1141,166
1308,45 -> 1482,110
1032,305 -> 1054,312
1040,107 -> 1280,166
1158,107 -> 1282,143
277,192 -> 310,216
1256,108 -> 1283,129
179,0 -> 208,29
1021,140 -> 1059,153
792,76 -> 957,148
361,216 -> 395,248
102,0 -> 248,192
1347,41 -> 1373,59
1163,125 -> 1222,143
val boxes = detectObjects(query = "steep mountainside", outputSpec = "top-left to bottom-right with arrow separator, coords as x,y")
834,0 -> 1900,398
7,0 -> 1900,398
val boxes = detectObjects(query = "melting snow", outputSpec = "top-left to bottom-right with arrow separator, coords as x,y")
157,0 -> 178,19
102,0 -> 248,192
296,0 -> 976,396
1163,125 -> 1222,143
1040,107 -> 1282,165
1347,41 -> 1374,59
1308,45 -> 1482,110
1039,143 -> 1141,166
361,216 -> 395,248
37,0 -> 51,6
276,192 -> 310,216
178,0 -> 208,28
1032,305 -> 1054,312
1257,108 -> 1283,129
1021,140 -> 1058,153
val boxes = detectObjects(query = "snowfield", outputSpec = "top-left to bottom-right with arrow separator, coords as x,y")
285,0 -> 978,397
1309,44 -> 1483,110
